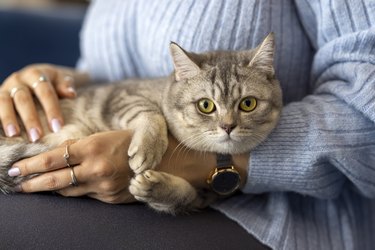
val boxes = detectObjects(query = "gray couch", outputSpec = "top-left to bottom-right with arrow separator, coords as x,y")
0,8 -> 267,250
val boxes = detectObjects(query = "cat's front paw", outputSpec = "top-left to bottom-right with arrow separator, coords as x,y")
129,170 -> 162,202
128,131 -> 167,174
129,170 -> 197,214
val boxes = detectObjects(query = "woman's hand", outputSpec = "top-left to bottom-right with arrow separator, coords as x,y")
156,136 -> 249,190
8,130 -> 249,204
9,130 -> 136,204
0,64 -> 89,142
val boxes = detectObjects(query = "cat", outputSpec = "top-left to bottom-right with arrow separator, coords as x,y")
0,33 -> 282,214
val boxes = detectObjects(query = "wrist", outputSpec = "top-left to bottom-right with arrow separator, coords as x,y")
156,135 -> 215,189
157,135 -> 249,191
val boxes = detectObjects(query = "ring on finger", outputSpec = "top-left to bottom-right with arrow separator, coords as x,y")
63,144 -> 71,168
69,167 -> 79,187
32,74 -> 49,89
63,75 -> 74,83
9,86 -> 28,98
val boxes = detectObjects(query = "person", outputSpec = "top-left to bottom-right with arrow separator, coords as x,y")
1,0 -> 374,249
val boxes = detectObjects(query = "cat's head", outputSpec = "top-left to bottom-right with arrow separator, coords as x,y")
163,33 -> 282,154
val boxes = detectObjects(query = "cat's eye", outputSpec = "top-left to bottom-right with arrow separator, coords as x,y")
197,98 -> 216,114
239,97 -> 257,112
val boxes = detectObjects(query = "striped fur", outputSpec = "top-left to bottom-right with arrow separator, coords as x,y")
79,0 -> 375,248
0,36 -> 282,213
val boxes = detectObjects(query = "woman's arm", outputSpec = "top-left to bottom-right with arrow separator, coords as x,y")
242,0 -> 375,198
11,131 -> 249,203
156,135 -> 249,190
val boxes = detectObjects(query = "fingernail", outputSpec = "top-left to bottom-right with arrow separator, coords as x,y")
6,124 -> 17,137
67,87 -> 76,96
8,167 -> 21,177
29,128 -> 40,142
51,118 -> 62,133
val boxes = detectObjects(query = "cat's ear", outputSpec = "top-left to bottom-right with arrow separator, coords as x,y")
170,42 -> 200,81
248,32 -> 275,76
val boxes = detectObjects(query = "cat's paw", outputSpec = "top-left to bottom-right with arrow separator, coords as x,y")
129,170 -> 163,202
128,131 -> 167,174
129,170 -> 197,214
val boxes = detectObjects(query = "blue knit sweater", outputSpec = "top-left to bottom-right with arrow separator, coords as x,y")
79,0 -> 375,249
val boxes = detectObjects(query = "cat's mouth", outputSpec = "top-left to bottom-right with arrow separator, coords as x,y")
216,131 -> 246,145
219,137 -> 231,143
217,133 -> 236,143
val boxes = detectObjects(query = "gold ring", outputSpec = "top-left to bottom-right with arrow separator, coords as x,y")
32,74 -> 48,89
69,167 -> 78,187
9,86 -> 27,98
63,75 -> 74,82
63,144 -> 71,168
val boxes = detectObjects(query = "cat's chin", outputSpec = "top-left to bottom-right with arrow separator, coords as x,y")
214,141 -> 253,154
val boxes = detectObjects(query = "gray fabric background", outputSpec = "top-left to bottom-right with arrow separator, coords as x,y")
0,193 -> 267,249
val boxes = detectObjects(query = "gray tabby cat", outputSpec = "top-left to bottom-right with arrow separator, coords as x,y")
0,33 -> 282,214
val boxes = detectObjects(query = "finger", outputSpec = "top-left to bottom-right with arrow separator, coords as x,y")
60,166 -> 130,201
25,69 -> 64,133
20,167 -> 75,193
1,72 -> 25,135
55,71 -> 77,98
11,85 -> 43,142
10,142 -> 80,176
57,184 -> 91,197
0,91 -> 20,137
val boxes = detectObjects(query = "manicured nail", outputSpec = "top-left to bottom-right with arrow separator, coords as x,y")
67,87 -> 76,96
8,167 -> 21,177
6,124 -> 17,137
29,128 -> 40,142
51,118 -> 62,133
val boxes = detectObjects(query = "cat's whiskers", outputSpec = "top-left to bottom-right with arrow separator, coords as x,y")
169,139 -> 192,164
179,133 -> 208,161
168,132 -> 208,167
187,131 -> 216,153
184,132 -> 231,171
178,129 -> 218,161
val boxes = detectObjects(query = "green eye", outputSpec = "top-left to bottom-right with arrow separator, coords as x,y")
197,98 -> 216,114
239,97 -> 257,112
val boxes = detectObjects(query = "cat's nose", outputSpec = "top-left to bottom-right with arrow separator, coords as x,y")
220,124 -> 237,135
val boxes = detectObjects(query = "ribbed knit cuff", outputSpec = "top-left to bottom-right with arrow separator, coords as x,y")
243,105 -> 307,193
242,103 -> 343,196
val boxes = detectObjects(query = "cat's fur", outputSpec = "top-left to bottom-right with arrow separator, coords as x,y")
0,33 -> 282,214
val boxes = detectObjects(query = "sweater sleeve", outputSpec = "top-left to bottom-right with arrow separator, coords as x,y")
243,0 -> 375,199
